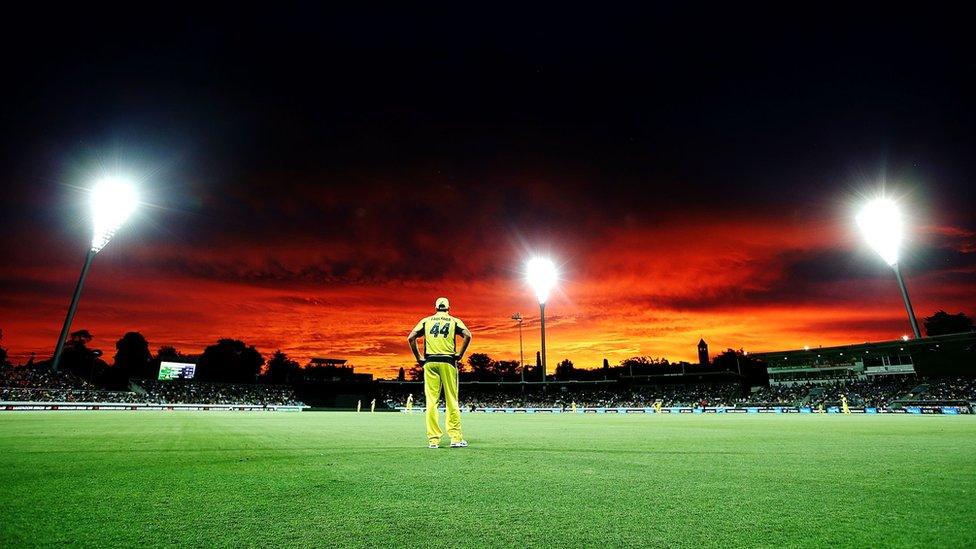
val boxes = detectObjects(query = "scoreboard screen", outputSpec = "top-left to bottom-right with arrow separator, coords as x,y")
158,361 -> 197,380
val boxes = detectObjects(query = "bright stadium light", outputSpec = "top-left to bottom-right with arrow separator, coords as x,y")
90,176 -> 138,252
526,257 -> 558,384
51,177 -> 139,371
856,198 -> 902,266
856,197 -> 921,340
527,257 -> 557,304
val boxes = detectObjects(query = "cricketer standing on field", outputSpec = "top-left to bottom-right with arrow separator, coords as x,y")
408,297 -> 472,449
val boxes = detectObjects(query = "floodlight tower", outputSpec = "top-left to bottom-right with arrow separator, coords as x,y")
856,198 -> 921,339
511,312 -> 525,383
526,258 -> 557,384
51,177 -> 138,371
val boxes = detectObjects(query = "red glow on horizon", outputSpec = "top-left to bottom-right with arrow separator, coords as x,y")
2,214 -> 972,379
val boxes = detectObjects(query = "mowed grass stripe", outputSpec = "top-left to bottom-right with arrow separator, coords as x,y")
0,413 -> 973,548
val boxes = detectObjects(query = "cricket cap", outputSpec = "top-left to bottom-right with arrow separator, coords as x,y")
435,297 -> 450,311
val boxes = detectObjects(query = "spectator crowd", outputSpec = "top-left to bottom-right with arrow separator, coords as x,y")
382,383 -> 747,410
4,363 -> 973,410
0,367 -> 140,402
0,368 -> 94,390
1,366 -> 303,406
0,387 -> 143,403
134,380 -> 303,406
381,376 -> 976,410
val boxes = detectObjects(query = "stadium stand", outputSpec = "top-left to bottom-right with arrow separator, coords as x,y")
0,367 -> 94,389
3,364 -> 972,411
0,367 -> 140,402
1,387 -> 143,403
134,380 -> 303,406
892,377 -> 976,406
0,367 -> 304,406
383,382 -> 749,409
380,376 -> 976,411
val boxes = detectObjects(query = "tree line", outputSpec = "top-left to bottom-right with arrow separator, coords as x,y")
403,349 -> 765,383
0,329 -> 294,388
0,310 -> 972,386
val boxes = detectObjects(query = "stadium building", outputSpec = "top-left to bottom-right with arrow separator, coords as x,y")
752,332 -> 976,386
302,358 -> 373,382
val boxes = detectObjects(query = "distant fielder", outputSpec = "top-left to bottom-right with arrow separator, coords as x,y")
408,297 -> 472,448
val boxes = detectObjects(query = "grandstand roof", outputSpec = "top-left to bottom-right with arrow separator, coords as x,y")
751,332 -> 976,363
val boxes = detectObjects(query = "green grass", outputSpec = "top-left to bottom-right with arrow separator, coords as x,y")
1,412 -> 974,548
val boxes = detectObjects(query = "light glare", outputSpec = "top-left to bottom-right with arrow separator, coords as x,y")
90,177 -> 138,253
856,198 -> 902,266
526,257 -> 557,304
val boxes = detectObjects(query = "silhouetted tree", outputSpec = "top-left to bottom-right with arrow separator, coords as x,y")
620,356 -> 648,375
398,366 -> 405,381
467,353 -> 493,380
146,346 -> 185,380
0,328 -> 8,368
493,360 -> 519,380
157,346 -> 182,362
196,339 -> 265,383
923,311 -> 974,337
711,348 -> 740,367
58,329 -> 109,383
555,359 -> 575,380
114,332 -> 152,379
70,329 -> 94,347
711,349 -> 760,385
408,364 -> 424,381
536,351 -> 542,368
264,350 -> 300,384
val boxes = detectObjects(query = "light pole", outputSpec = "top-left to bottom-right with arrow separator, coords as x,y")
51,177 -> 138,371
856,197 -> 922,339
526,257 -> 557,385
512,313 -> 524,383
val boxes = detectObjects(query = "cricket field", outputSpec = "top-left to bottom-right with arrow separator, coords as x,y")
1,412 -> 974,547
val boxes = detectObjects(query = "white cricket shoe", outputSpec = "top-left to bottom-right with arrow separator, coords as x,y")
427,443 -> 439,449
449,440 -> 468,448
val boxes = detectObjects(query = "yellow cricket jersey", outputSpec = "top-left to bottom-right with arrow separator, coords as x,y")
412,312 -> 469,358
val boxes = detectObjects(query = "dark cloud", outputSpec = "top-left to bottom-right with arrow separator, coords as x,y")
1,10 -> 974,371
626,232 -> 976,314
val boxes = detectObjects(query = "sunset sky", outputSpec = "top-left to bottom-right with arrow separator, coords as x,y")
1,8 -> 973,378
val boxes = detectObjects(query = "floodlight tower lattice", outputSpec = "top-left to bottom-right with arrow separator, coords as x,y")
856,198 -> 922,339
51,178 -> 138,371
526,258 -> 557,385
512,313 -> 525,383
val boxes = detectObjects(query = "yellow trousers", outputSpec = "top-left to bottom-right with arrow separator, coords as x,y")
424,361 -> 463,443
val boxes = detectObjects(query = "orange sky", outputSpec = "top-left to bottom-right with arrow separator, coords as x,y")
2,9 -> 975,381
2,201 -> 973,379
